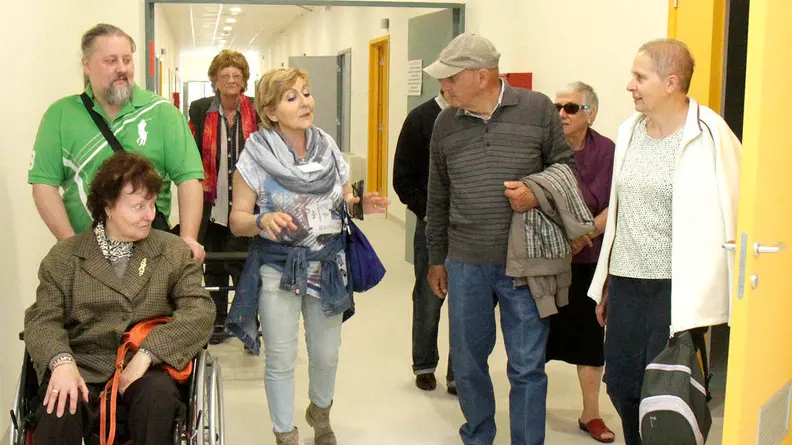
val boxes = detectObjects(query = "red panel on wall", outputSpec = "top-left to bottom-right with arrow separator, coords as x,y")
500,72 -> 533,90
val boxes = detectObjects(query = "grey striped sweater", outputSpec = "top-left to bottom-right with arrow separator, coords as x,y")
426,84 -> 576,266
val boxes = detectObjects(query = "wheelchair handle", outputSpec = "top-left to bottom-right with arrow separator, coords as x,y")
204,286 -> 236,292
204,252 -> 248,261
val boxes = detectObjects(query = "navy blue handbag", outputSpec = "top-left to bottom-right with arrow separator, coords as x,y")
341,202 -> 386,292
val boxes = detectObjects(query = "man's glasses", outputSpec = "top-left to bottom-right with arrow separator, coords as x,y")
554,102 -> 591,115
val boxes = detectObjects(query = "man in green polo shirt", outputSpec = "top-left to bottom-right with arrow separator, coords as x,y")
29,23 -> 206,262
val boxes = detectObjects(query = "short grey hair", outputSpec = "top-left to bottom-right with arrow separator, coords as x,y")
81,23 -> 136,59
638,38 -> 695,93
557,81 -> 599,112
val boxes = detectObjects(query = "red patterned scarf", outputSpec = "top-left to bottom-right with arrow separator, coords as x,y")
200,95 -> 258,203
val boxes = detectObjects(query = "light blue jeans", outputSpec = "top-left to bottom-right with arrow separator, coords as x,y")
258,265 -> 343,433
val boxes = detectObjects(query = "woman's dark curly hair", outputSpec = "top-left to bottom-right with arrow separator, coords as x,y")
87,152 -> 163,226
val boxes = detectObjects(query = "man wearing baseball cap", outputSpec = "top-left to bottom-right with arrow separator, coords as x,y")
424,33 -> 575,445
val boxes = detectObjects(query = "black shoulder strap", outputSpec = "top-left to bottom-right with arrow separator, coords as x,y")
80,92 -> 124,152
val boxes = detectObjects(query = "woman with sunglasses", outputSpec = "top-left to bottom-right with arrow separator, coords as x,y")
547,81 -> 616,443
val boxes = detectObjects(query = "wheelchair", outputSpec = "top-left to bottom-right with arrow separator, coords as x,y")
9,339 -> 225,445
9,252 -> 247,445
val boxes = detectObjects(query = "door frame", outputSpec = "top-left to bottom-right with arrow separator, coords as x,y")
144,0 -> 465,91
337,48 -> 352,153
367,35 -> 390,197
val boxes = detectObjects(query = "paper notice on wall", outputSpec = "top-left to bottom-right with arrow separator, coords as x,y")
407,60 -> 423,96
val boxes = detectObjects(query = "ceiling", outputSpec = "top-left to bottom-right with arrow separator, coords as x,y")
160,3 -> 310,52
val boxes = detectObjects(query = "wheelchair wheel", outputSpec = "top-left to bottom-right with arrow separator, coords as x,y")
188,350 -> 224,445
10,351 -> 37,445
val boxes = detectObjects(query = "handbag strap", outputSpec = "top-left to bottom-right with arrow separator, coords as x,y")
80,93 -> 124,153
99,341 -> 130,445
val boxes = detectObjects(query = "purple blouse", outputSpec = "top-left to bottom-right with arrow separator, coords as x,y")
573,128 -> 615,264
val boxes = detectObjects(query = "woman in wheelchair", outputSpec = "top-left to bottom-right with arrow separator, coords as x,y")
23,152 -> 215,445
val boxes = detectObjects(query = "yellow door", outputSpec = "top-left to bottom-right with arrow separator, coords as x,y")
667,0 -> 726,112
367,35 -> 390,196
721,1 -> 792,443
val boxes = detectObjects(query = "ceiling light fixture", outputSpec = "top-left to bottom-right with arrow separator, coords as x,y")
226,18 -> 237,23
229,7 -> 242,14
223,25 -> 233,31
211,4 -> 224,48
189,5 -> 196,49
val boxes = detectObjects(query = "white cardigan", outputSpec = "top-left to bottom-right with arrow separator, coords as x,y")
588,99 -> 741,333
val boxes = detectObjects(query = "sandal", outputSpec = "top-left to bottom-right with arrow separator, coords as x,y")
578,418 -> 615,443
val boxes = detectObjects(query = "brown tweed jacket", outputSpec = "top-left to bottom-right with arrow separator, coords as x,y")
24,229 -> 215,384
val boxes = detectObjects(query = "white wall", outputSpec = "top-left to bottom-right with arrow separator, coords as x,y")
260,0 -> 668,224
464,0 -> 668,142
155,3 -> 181,101
0,0 -> 146,438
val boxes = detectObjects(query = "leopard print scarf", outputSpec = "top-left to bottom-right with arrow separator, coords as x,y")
94,222 -> 134,263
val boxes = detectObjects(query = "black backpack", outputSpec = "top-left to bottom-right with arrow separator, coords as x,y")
639,330 -> 713,445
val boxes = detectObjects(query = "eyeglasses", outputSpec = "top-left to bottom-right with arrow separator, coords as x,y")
219,73 -> 244,82
554,102 -> 591,114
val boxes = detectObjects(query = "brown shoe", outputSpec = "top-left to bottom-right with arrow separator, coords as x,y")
415,373 -> 437,391
306,402 -> 337,445
274,427 -> 300,445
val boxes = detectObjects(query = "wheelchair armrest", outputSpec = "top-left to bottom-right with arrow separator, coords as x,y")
19,331 -> 24,341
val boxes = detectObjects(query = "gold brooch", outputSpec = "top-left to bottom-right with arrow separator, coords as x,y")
139,258 -> 147,276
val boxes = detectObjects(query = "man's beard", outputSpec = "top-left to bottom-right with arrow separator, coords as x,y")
104,76 -> 134,106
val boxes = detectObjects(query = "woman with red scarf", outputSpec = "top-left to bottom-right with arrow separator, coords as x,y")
189,50 -> 259,344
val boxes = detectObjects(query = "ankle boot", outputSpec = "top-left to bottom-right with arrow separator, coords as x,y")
274,427 -> 300,445
305,401 -> 337,445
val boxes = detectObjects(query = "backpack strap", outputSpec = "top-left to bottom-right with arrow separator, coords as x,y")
689,327 -> 712,402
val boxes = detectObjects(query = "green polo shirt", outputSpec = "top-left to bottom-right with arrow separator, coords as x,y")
28,84 -> 204,234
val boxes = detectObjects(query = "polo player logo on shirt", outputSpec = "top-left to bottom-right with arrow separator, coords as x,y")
137,120 -> 149,146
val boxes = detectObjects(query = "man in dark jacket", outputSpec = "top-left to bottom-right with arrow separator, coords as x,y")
393,91 -> 456,395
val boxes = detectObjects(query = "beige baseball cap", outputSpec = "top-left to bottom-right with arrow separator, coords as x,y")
424,33 -> 501,79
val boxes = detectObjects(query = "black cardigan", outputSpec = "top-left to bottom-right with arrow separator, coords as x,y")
392,97 -> 442,220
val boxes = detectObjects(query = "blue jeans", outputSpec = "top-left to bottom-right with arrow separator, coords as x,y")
446,259 -> 549,445
258,265 -> 343,433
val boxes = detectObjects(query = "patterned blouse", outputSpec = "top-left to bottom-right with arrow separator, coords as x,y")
609,116 -> 684,279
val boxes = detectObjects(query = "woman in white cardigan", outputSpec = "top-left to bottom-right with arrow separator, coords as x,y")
588,39 -> 741,445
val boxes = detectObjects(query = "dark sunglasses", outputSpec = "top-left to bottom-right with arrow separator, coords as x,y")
554,102 -> 591,114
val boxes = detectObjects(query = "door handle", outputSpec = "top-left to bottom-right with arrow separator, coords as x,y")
754,242 -> 786,256
722,241 -> 736,251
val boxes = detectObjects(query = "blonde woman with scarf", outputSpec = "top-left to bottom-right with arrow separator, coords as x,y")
227,68 -> 388,445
